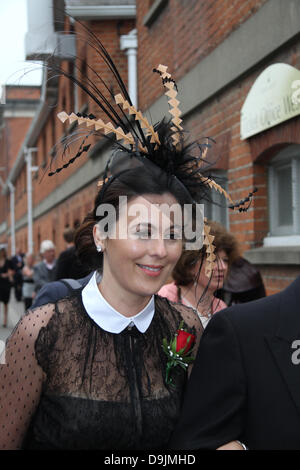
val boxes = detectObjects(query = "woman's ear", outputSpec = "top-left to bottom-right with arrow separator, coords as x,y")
93,224 -> 104,252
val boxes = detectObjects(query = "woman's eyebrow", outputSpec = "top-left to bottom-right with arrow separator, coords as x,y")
130,222 -> 153,231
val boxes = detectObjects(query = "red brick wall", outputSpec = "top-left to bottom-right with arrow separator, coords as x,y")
5,86 -> 40,100
136,0 -> 300,295
10,18 -> 134,257
5,118 -> 33,173
29,18 -> 134,209
32,180 -> 98,258
136,0 -> 268,110
259,265 -> 300,296
0,86 -> 40,252
184,38 -> 300,294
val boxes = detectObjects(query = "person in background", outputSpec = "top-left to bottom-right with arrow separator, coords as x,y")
33,240 -> 56,295
0,248 -> 14,327
11,248 -> 24,302
216,256 -> 266,306
55,227 -> 91,280
159,221 -> 240,328
22,253 -> 35,310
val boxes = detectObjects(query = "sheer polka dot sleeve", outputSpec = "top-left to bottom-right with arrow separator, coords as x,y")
0,303 -> 55,450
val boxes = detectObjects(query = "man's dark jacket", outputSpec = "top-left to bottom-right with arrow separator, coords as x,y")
170,276 -> 300,450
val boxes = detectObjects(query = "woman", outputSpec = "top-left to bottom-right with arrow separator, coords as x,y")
159,221 -> 240,328
0,152 -> 208,450
0,248 -> 14,327
22,253 -> 35,310
0,23 -> 254,449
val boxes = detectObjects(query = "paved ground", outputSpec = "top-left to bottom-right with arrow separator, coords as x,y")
0,291 -> 25,354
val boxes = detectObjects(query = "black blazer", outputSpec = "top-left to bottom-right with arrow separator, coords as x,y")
169,276 -> 300,450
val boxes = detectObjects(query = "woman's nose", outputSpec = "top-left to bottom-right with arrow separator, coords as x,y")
149,237 -> 167,258
218,258 -> 227,271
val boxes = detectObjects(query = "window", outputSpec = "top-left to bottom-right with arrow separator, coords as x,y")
267,144 -> 300,240
203,170 -> 229,229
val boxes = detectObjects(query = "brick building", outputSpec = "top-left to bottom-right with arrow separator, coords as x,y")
0,85 -> 40,251
1,0 -> 300,294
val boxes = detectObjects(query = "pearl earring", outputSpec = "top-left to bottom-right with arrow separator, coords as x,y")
96,245 -> 102,253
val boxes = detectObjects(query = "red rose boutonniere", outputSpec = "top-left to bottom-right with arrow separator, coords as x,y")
162,321 -> 196,387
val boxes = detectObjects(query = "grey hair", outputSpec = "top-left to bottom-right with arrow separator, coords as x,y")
40,240 -> 55,253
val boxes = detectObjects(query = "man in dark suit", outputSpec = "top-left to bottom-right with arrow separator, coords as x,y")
11,248 -> 25,301
169,276 -> 300,450
55,227 -> 90,280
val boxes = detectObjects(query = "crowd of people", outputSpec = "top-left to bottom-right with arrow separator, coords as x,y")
0,228 -> 90,327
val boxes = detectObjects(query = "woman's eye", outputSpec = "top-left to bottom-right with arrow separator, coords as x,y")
168,232 -> 179,240
136,230 -> 151,239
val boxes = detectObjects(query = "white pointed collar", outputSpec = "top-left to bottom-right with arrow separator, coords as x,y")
81,271 -> 155,334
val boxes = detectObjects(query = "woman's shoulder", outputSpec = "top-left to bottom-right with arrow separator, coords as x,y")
155,294 -> 203,332
5,302 -> 58,356
23,295 -> 80,331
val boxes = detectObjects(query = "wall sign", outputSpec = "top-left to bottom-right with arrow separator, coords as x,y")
240,63 -> 300,140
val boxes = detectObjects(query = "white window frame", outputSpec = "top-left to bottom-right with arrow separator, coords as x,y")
265,144 -> 300,246
204,170 -> 229,229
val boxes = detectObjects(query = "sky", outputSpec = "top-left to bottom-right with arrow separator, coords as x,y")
0,0 -> 42,90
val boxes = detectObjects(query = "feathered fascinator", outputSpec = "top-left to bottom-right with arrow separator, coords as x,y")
45,18 -> 256,277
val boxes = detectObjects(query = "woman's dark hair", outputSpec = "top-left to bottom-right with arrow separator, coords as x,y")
63,227 -> 75,244
172,220 -> 241,287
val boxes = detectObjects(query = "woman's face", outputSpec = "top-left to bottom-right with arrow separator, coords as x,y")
196,248 -> 229,293
94,193 -> 183,303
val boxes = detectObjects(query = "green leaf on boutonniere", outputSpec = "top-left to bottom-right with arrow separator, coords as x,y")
162,322 -> 196,388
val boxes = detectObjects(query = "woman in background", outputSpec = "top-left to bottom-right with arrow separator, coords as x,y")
159,221 -> 240,328
0,248 -> 14,327
22,253 -> 35,311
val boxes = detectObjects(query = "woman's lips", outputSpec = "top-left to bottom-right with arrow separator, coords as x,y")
137,264 -> 164,277
212,276 -> 224,283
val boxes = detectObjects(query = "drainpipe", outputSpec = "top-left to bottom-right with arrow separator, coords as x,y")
25,147 -> 38,254
7,181 -> 15,256
120,29 -> 138,108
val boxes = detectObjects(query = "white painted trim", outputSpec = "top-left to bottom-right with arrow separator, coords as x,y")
65,5 -> 136,19
4,109 -> 37,118
263,235 -> 300,246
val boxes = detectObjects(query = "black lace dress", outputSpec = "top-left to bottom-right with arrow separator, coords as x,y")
0,291 -> 203,450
